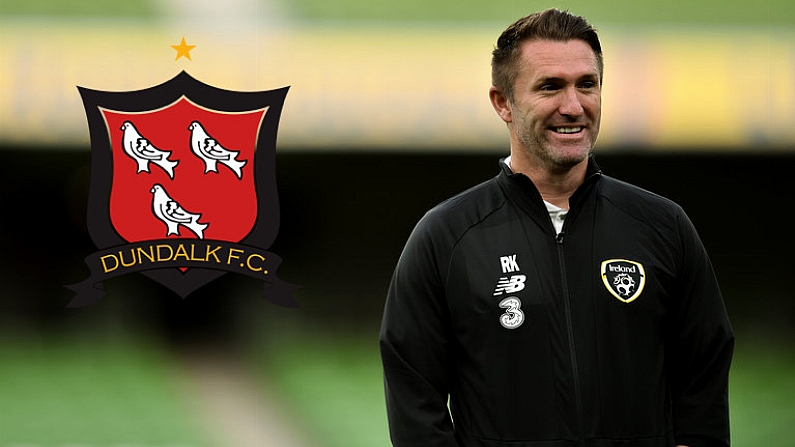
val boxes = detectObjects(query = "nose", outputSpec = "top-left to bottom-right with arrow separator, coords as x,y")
558,87 -> 584,117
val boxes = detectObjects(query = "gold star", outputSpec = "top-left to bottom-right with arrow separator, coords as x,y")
171,37 -> 196,61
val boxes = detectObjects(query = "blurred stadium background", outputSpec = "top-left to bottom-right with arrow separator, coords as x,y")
1,0 -> 793,446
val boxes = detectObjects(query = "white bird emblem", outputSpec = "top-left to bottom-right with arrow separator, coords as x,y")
120,121 -> 179,178
188,120 -> 247,179
150,184 -> 209,239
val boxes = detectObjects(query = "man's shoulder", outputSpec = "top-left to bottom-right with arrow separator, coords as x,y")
598,174 -> 686,221
416,174 -> 506,237
600,175 -> 679,205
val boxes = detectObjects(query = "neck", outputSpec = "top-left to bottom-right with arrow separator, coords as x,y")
509,153 -> 588,210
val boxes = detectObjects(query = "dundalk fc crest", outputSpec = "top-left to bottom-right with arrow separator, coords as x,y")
67,71 -> 298,307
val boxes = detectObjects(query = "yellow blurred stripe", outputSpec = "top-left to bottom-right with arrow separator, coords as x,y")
1,21 -> 793,151
651,30 -> 794,148
655,36 -> 744,146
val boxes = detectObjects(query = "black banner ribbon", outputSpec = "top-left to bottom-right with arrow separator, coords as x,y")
66,239 -> 299,308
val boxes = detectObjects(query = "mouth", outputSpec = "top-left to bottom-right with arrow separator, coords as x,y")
551,126 -> 584,134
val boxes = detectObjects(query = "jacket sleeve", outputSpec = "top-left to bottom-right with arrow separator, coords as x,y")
379,215 -> 459,447
668,210 -> 735,447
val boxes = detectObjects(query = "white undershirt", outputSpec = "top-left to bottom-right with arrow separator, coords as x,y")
544,200 -> 568,234
503,156 -> 568,234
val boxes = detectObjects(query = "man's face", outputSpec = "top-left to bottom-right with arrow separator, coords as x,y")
507,39 -> 601,170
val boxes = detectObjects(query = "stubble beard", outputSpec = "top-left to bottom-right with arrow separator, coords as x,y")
515,120 -> 594,172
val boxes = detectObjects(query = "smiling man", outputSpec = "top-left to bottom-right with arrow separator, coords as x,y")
490,38 -> 601,208
380,8 -> 734,447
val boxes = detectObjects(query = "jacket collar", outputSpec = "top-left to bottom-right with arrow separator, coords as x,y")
497,155 -> 602,232
498,154 -> 602,195
570,155 -> 603,207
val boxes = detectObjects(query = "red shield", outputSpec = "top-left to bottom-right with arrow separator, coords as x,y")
102,99 -> 263,245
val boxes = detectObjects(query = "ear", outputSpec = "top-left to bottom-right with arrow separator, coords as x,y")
489,86 -> 512,123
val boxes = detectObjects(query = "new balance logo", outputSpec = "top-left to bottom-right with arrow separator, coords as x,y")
500,254 -> 519,273
493,275 -> 526,296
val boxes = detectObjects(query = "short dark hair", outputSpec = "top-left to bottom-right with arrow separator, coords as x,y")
491,8 -> 603,99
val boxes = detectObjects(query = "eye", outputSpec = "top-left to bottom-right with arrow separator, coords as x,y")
539,83 -> 560,91
578,80 -> 598,89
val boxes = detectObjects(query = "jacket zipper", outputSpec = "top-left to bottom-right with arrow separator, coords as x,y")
556,231 -> 584,438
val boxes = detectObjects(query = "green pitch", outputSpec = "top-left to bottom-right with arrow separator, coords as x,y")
289,0 -> 794,25
729,340 -> 795,445
2,331 -> 791,447
0,334 -> 210,447
0,0 -> 155,17
261,333 -> 795,447
252,332 -> 389,447
2,0 -> 792,25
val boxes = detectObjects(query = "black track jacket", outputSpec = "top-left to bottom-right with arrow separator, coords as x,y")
380,157 -> 734,447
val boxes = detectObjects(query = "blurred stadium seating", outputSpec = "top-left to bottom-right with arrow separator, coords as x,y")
1,0 -> 794,150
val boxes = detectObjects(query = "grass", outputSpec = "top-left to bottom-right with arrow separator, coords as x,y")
254,331 -> 390,447
0,333 -> 210,447
262,332 -> 795,447
729,340 -> 795,445
1,0 -> 791,24
0,330 -> 791,447
288,0 -> 794,25
0,0 -> 156,17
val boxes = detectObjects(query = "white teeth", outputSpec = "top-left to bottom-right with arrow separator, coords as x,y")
554,127 -> 582,134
